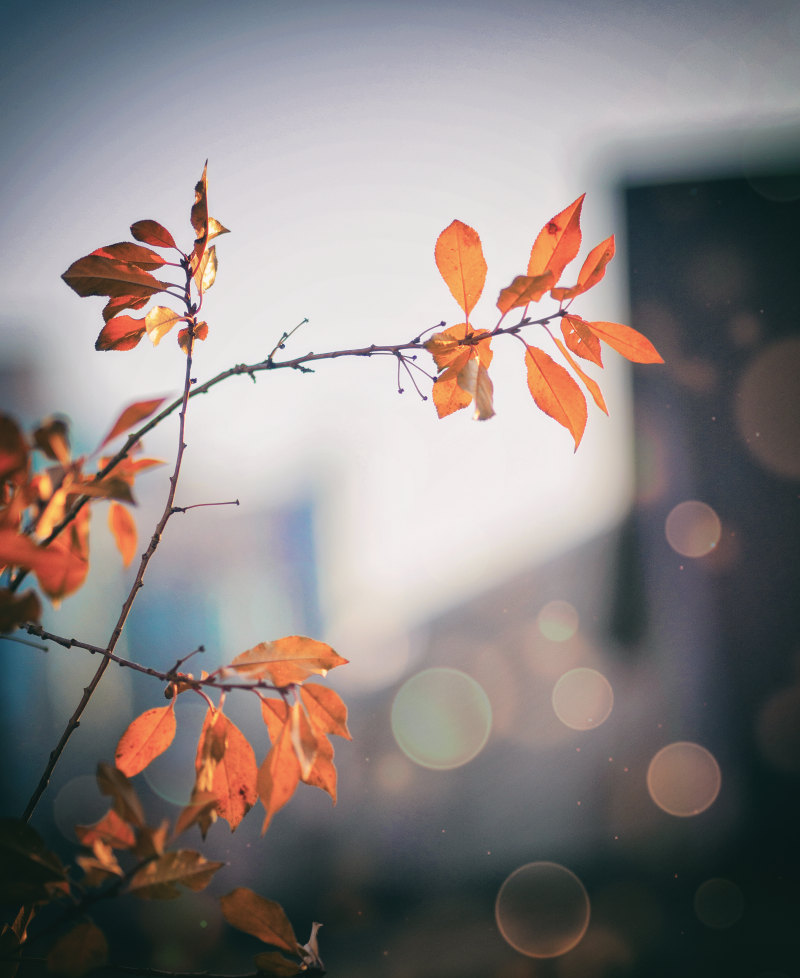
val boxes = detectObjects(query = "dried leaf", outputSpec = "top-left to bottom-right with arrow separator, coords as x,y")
229,636 -> 348,688
95,315 -> 146,352
75,808 -> 136,850
62,254 -> 168,300
0,587 -> 42,633
434,220 -> 487,320
496,272 -> 556,315
527,194 -> 585,285
220,887 -> 300,955
145,306 -> 185,346
178,320 -> 209,354
207,217 -> 230,242
96,762 -> 144,828
299,684 -> 352,740
456,355 -> 495,420
127,850 -> 224,900
173,791 -> 218,840
550,235 -> 615,301
525,344 -> 587,450
586,320 -> 664,363
551,336 -> 608,414
190,162 -> 209,272
99,397 -> 167,450
107,503 -> 137,568
561,314 -> 603,366
33,417 -> 70,466
207,711 -> 257,831
257,719 -> 301,833
90,242 -> 165,271
115,703 -> 177,777
130,220 -> 178,250
46,920 -> 108,978
193,245 -> 217,294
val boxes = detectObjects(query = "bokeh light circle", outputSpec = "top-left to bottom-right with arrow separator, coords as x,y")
54,775 -> 107,842
390,667 -> 491,770
665,500 -> 721,557
537,600 -> 579,642
647,741 -> 721,816
552,668 -> 614,731
735,337 -> 800,480
693,878 -> 744,929
495,861 -> 590,958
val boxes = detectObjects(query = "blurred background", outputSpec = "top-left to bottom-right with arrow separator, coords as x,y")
2,1 -> 799,976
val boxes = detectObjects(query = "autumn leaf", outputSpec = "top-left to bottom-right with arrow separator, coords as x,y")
0,414 -> 28,483
299,683 -> 352,740
33,417 -> 70,466
289,701 -> 318,779
127,850 -> 224,899
75,808 -> 136,850
252,951 -> 303,977
95,314 -> 147,352
193,245 -> 217,295
61,254 -> 168,300
561,314 -> 603,367
190,162 -> 209,273
46,920 -> 108,978
193,708 -> 258,833
76,839 -> 124,886
258,718 -> 301,833
431,371 -> 473,419
108,503 -> 137,568
220,888 -> 300,955
90,242 -> 165,271
0,514 -> 89,603
130,220 -> 178,251
425,323 -> 494,420
98,397 -> 167,450
172,792 -> 218,840
496,272 -> 556,316
301,729 -> 338,804
525,344 -> 587,450
0,587 -> 41,633
96,762 -> 144,829
178,321 -> 209,354
551,235 -> 615,301
208,216 -> 230,242
260,694 -> 339,803
586,320 -> 664,363
101,292 -> 150,323
0,818 -> 67,905
434,220 -> 487,320
145,306 -> 185,346
528,194 -> 585,286
115,703 -> 177,777
228,636 -> 348,687
551,336 -> 608,414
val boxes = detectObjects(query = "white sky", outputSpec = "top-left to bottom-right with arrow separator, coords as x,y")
3,0 -> 799,673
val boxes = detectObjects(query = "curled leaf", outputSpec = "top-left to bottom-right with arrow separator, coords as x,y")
496,272 -> 555,316
551,235 -> 615,301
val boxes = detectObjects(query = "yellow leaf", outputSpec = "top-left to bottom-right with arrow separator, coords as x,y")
145,306 -> 184,346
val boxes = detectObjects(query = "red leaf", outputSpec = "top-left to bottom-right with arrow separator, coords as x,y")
528,194 -> 585,286
0,414 -> 28,482
101,293 -> 150,324
99,397 -> 167,450
524,344 -> 587,449
178,321 -> 209,354
90,242 -> 165,271
130,220 -> 178,250
95,315 -> 146,352
115,703 -> 177,777
434,220 -> 487,320
586,320 -> 664,363
61,254 -> 168,300
75,809 -> 136,850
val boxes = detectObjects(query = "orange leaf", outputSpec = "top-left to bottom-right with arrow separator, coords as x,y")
431,369 -> 473,419
0,519 -> 88,603
586,320 -> 664,364
0,414 -> 28,483
299,684 -> 351,740
289,702 -> 318,780
193,708 -> 258,832
61,254 -> 168,300
551,336 -> 608,415
130,220 -> 178,251
434,220 -> 487,320
260,696 -> 289,741
219,888 -> 300,954
528,194 -> 585,285
75,808 -> 136,850
127,849 -> 224,899
0,587 -> 42,633
178,320 -> 209,354
302,729 -> 337,803
257,718 -> 301,834
496,272 -> 555,316
524,344 -> 587,450
90,242 -> 165,271
115,703 -> 177,777
99,397 -> 167,450
95,315 -> 146,352
425,324 -> 492,371
551,235 -> 615,301
108,503 -> 137,568
229,636 -> 348,688
101,293 -> 150,324
96,762 -> 145,828
190,162 -> 209,273
561,314 -> 603,367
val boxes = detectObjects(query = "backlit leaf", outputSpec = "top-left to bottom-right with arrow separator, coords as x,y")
101,293 -> 150,323
525,344 -> 587,450
299,684 -> 351,740
90,242 -> 165,271
173,791 -> 218,840
178,320 -> 209,354
426,324 -> 494,420
425,323 -> 492,372
431,370 -> 475,419
220,887 -> 300,955
127,850 -> 224,900
193,245 -> 217,294
190,162 -> 209,272
204,711 -> 258,831
229,636 -> 348,687
301,729 -> 337,803
290,702 -> 318,780
108,503 -> 137,568
586,320 -> 664,363
95,315 -> 146,352
130,220 -> 178,250
257,719 -> 301,833
527,194 -> 585,285
561,314 -> 603,366
145,306 -> 184,346
99,397 -> 167,450
260,696 -> 289,741
434,220 -> 487,320
496,272 -> 556,315
0,518 -> 88,603
62,254 -> 168,300
46,920 -> 108,978
96,762 -> 144,828
75,808 -> 136,850
456,354 -> 495,420
551,336 -> 608,414
115,703 -> 177,777
550,235 -> 615,301
207,217 -> 230,242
